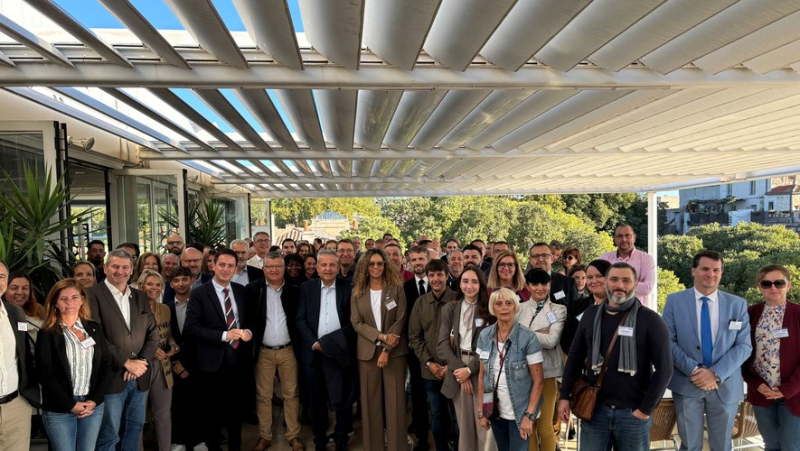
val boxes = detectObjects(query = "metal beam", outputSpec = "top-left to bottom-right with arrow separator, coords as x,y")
0,14 -> 73,67
274,89 -> 325,151
163,0 -> 248,68
23,0 -> 131,67
193,89 -> 270,150
148,88 -> 244,151
363,0 -> 440,70
232,0 -> 303,70
3,64 -> 800,89
234,89 -> 298,151
299,0 -> 364,70
316,89 -> 357,151
97,0 -> 190,69
139,146 -> 800,161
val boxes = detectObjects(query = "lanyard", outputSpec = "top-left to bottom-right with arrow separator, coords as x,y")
527,301 -> 546,329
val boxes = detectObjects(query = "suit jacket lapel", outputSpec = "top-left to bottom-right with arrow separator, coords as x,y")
688,291 -> 700,344
209,285 -> 227,325
714,292 -> 729,347
55,331 -> 72,383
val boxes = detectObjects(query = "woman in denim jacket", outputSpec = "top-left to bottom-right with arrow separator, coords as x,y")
477,288 -> 545,451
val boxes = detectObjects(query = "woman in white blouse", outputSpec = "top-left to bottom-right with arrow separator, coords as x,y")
36,278 -> 112,451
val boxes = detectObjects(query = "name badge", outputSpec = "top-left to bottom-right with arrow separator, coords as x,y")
554,290 -> 566,300
475,318 -> 485,327
17,322 -> 27,332
546,311 -> 558,324
618,326 -> 635,337
483,393 -> 493,404
576,312 -> 584,322
479,349 -> 490,360
729,321 -> 743,331
773,329 -> 789,339
80,337 -> 96,349
386,300 -> 397,310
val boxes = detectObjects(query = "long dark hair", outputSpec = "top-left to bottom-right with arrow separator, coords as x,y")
456,267 -> 495,326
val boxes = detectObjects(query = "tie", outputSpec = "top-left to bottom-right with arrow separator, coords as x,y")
223,288 -> 239,349
463,302 -> 476,331
701,296 -> 712,366
419,279 -> 426,298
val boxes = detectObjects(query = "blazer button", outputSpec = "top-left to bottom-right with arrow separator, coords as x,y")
696,346 -> 700,350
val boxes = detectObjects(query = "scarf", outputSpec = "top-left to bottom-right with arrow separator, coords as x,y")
590,297 -> 640,376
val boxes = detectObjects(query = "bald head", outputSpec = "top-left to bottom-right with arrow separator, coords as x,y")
166,233 -> 185,255
181,247 -> 203,277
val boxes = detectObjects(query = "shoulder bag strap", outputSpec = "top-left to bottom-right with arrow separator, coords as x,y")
595,309 -> 631,387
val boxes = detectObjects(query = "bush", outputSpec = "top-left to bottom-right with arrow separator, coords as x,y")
657,268 -> 685,314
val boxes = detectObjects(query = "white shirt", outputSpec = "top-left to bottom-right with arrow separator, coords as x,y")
0,302 -> 19,396
247,255 -> 265,269
370,290 -> 383,332
492,340 -> 544,421
174,297 -> 189,333
104,279 -> 131,329
414,276 -> 429,297
695,288 -> 720,342
459,300 -> 478,351
212,280 -> 240,342
63,320 -> 93,396
232,269 -> 250,286
263,283 -> 291,347
317,281 -> 342,339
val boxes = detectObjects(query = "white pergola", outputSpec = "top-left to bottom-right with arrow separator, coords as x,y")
0,0 -> 798,201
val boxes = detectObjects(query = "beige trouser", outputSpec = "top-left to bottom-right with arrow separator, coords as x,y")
453,354 -> 497,451
0,395 -> 31,450
255,346 -> 301,441
529,377 -> 558,451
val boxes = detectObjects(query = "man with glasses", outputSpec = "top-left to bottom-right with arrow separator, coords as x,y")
446,249 -> 464,291
248,232 -> 272,269
165,233 -> 185,255
231,239 -> 263,285
662,250 -> 751,451
528,242 -> 578,308
600,224 -> 656,308
247,252 -> 305,451
336,239 -> 357,282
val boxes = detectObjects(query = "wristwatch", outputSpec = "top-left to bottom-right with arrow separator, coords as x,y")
524,410 -> 535,420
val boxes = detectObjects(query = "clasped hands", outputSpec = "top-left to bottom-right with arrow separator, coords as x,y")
691,367 -> 718,391
71,400 -> 97,418
123,358 -> 148,382
227,328 -> 252,342
757,383 -> 784,400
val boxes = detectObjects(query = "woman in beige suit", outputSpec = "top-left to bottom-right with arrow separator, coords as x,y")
351,248 -> 408,451
138,270 -> 177,451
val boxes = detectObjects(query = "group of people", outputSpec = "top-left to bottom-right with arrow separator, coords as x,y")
0,224 -> 796,451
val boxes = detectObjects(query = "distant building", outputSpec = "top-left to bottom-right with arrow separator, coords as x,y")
675,175 -> 800,233
273,211 -> 353,244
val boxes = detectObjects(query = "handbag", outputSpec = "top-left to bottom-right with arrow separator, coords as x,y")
569,310 -> 630,421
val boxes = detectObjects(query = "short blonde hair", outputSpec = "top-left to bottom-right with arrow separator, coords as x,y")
488,287 -> 520,316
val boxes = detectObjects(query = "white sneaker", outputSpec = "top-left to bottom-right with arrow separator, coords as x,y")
171,445 -> 186,451
193,444 -> 209,451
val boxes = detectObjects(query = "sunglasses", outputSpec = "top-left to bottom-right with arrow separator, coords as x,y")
760,279 -> 788,289
564,256 -> 576,261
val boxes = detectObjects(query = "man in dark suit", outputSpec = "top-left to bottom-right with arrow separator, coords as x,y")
168,266 -> 203,449
87,250 -> 158,451
296,250 -> 356,451
527,242 -> 578,308
403,246 -> 431,450
185,248 -> 254,451
247,252 -> 305,451
0,260 -> 40,450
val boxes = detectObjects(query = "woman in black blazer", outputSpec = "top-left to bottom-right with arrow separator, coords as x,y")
36,278 -> 112,451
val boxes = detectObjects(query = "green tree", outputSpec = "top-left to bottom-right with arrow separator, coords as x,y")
689,222 -> 800,255
438,196 -> 515,245
383,197 -> 443,244
657,234 -> 705,287
657,267 -> 686,313
339,216 -> 400,241
271,198 -> 382,227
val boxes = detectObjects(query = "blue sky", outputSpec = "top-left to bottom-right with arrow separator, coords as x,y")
55,0 -> 305,135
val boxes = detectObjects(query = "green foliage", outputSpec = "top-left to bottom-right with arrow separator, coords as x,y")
159,197 -> 228,248
271,198 -> 381,228
438,197 -> 515,244
0,163 -> 94,300
658,222 -> 800,303
383,197 -> 443,244
339,216 -> 400,242
508,201 -> 615,262
657,268 -> 685,314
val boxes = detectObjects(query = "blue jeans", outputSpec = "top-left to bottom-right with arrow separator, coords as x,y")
43,398 -> 105,451
753,399 -> 800,451
97,380 -> 148,451
580,405 -> 651,451
491,417 -> 529,451
423,379 -> 459,451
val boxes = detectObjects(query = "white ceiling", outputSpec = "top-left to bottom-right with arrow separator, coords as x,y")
1,0 -> 800,197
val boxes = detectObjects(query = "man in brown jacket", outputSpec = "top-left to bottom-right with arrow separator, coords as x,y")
409,259 -> 458,451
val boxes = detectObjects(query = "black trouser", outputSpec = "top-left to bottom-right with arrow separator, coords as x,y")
307,358 -> 353,449
408,352 -> 430,447
199,360 -> 247,451
171,371 -> 202,447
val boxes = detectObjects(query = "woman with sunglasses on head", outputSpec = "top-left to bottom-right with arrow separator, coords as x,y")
560,247 -> 582,276
489,251 -> 530,303
560,260 -> 612,355
351,248 -> 408,451
743,264 -> 800,451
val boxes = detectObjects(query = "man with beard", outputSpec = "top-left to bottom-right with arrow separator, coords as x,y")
231,239 -> 263,286
446,249 -> 464,291
558,263 -> 672,451
88,239 -> 107,283
385,243 -> 413,282
403,246 -> 431,450
165,233 -> 185,255
462,244 -> 483,271
600,224 -> 656,309
282,238 -> 298,256
528,242 -> 579,312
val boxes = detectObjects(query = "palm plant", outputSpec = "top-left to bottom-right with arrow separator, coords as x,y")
159,196 -> 227,248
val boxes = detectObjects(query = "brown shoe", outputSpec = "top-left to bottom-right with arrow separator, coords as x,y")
289,437 -> 305,451
252,437 -> 271,451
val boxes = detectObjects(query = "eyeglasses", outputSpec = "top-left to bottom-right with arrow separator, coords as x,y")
255,239 -> 270,245
497,263 -> 515,269
760,280 -> 788,289
529,254 -> 552,260
368,261 -> 385,267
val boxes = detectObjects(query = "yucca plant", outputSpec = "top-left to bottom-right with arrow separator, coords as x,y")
0,162 -> 95,299
159,196 -> 227,248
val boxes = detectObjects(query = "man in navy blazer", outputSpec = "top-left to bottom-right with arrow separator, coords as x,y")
662,250 -> 752,451
296,250 -> 356,451
185,249 -> 253,451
